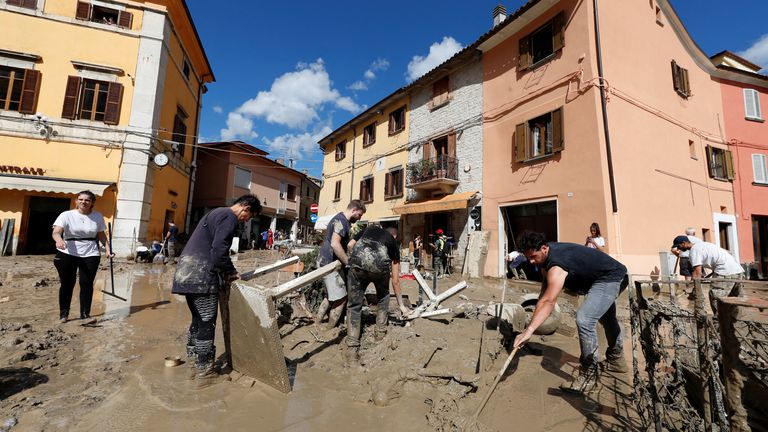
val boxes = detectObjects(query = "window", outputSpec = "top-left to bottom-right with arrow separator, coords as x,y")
385,168 -> 404,199
6,0 -> 37,9
744,88 -> 763,121
76,1 -> 133,29
62,76 -> 123,124
706,146 -> 734,181
334,180 -> 342,201
335,141 -> 346,161
513,108 -> 563,162
363,122 -> 376,147
0,66 -> 40,114
359,176 -> 374,203
172,107 -> 188,156
518,12 -> 565,70
234,167 -> 251,189
430,76 -> 450,109
182,59 -> 191,81
287,184 -> 297,201
388,106 -> 405,135
689,140 -> 697,159
671,60 -> 690,98
753,154 -> 768,184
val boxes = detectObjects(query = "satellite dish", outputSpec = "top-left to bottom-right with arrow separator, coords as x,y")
153,153 -> 169,167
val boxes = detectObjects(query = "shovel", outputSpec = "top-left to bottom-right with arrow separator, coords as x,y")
101,222 -> 127,302
463,346 -> 521,431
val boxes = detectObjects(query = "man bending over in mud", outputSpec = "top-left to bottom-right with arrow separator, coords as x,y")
344,224 -> 411,363
513,230 -> 628,394
314,200 -> 366,329
172,194 -> 261,387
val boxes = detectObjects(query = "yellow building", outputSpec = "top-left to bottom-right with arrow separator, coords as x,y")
0,0 -> 214,256
317,90 -> 410,230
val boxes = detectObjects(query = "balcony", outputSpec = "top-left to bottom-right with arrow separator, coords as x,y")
406,155 -> 459,193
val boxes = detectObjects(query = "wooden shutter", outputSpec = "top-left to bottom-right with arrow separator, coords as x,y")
6,0 -> 22,6
518,36 -> 532,70
681,67 -> 690,96
552,107 -> 564,152
369,178 -> 374,202
76,1 -> 91,20
388,112 -> 395,134
19,69 -> 41,114
117,10 -> 133,29
61,76 -> 81,119
104,82 -> 123,125
385,172 -> 392,197
514,122 -> 527,162
553,12 -> 565,52
8,0 -> 37,9
671,61 -> 681,93
447,132 -> 456,158
724,150 -> 735,180
705,146 -> 716,178
423,140 -> 432,160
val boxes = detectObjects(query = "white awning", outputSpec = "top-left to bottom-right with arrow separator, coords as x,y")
0,175 -> 114,196
376,215 -> 401,222
313,214 -> 335,230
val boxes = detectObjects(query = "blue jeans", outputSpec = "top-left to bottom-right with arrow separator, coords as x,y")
576,277 -> 626,367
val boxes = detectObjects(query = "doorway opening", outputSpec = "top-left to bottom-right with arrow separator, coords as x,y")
25,196 -> 72,254
753,216 -> 768,279
499,200 -> 558,278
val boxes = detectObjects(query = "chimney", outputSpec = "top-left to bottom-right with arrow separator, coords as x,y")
493,4 -> 507,27
276,158 -> 285,166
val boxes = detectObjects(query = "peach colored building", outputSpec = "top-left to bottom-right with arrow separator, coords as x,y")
480,0 -> 740,276
192,141 -> 314,248
711,52 -> 768,278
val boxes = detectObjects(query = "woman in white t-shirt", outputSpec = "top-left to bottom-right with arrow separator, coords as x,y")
51,190 -> 112,322
585,222 -> 606,251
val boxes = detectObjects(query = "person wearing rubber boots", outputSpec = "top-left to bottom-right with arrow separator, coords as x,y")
171,194 -> 261,388
344,225 -> 411,364
314,200 -> 366,329
513,230 -> 629,395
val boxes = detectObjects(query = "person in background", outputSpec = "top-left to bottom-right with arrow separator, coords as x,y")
671,227 -> 701,281
267,229 -> 274,249
412,234 -> 423,267
314,200 -> 366,329
51,190 -> 113,322
430,229 -> 447,278
260,229 -> 268,250
165,220 -> 179,264
172,194 -> 261,387
584,222 -> 605,251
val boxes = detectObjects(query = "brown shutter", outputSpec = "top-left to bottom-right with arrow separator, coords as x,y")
518,36 -> 531,70
104,82 -> 123,125
514,123 -> 527,162
117,10 -> 133,29
423,140 -> 432,160
369,178 -> 374,202
553,12 -> 565,51
552,107 -> 564,152
681,67 -> 690,96
388,112 -> 394,134
725,150 -> 735,180
61,76 -> 81,119
359,180 -> 365,201
76,1 -> 91,20
447,132 -> 456,158
19,69 -> 41,114
671,61 -> 680,93
22,0 -> 37,8
385,172 -> 392,196
705,145 -> 716,178
6,0 -> 22,6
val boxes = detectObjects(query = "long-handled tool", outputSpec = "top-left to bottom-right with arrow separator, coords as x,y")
464,346 -> 521,430
101,222 -> 127,302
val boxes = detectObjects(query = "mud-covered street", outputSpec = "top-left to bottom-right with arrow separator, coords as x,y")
1,251 -> 638,431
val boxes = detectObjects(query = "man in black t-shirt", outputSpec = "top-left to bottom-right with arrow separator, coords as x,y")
512,231 -> 628,395
344,225 -> 410,363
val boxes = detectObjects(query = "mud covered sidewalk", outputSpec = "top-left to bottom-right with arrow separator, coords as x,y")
0,252 -> 639,431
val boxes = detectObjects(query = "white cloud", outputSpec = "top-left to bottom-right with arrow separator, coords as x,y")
406,36 -> 463,82
262,125 -> 333,161
739,33 -> 768,71
220,112 -> 258,141
348,80 -> 368,91
212,105 -> 223,113
219,59 -> 361,140
364,70 -> 376,80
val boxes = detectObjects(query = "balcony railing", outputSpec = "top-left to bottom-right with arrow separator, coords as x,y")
406,155 -> 459,190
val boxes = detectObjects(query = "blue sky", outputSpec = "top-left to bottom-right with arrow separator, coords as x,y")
187,0 -> 768,178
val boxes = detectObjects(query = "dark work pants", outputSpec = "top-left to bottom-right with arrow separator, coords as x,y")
186,293 -> 219,368
346,267 -> 390,348
53,251 -> 100,318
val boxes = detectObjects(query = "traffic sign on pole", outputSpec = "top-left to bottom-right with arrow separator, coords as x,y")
310,203 -> 318,213
310,213 -> 318,223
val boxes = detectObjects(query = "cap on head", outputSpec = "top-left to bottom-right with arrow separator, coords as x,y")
436,228 -> 444,235
671,235 -> 690,248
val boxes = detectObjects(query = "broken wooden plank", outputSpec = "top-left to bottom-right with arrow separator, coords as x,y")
269,261 -> 341,299
412,269 -> 437,301
240,256 -> 300,281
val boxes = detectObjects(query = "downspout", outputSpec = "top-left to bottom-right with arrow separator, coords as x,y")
185,77 -> 206,231
592,0 -> 618,213
349,126 -> 357,201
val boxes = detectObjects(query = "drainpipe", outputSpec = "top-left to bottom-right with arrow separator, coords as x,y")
185,78 -> 205,231
592,0 -> 618,213
349,126 -> 357,201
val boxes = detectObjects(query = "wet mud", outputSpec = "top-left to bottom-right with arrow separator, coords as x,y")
1,252 -> 637,431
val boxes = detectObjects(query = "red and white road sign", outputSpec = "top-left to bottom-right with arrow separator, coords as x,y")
310,203 -> 319,213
